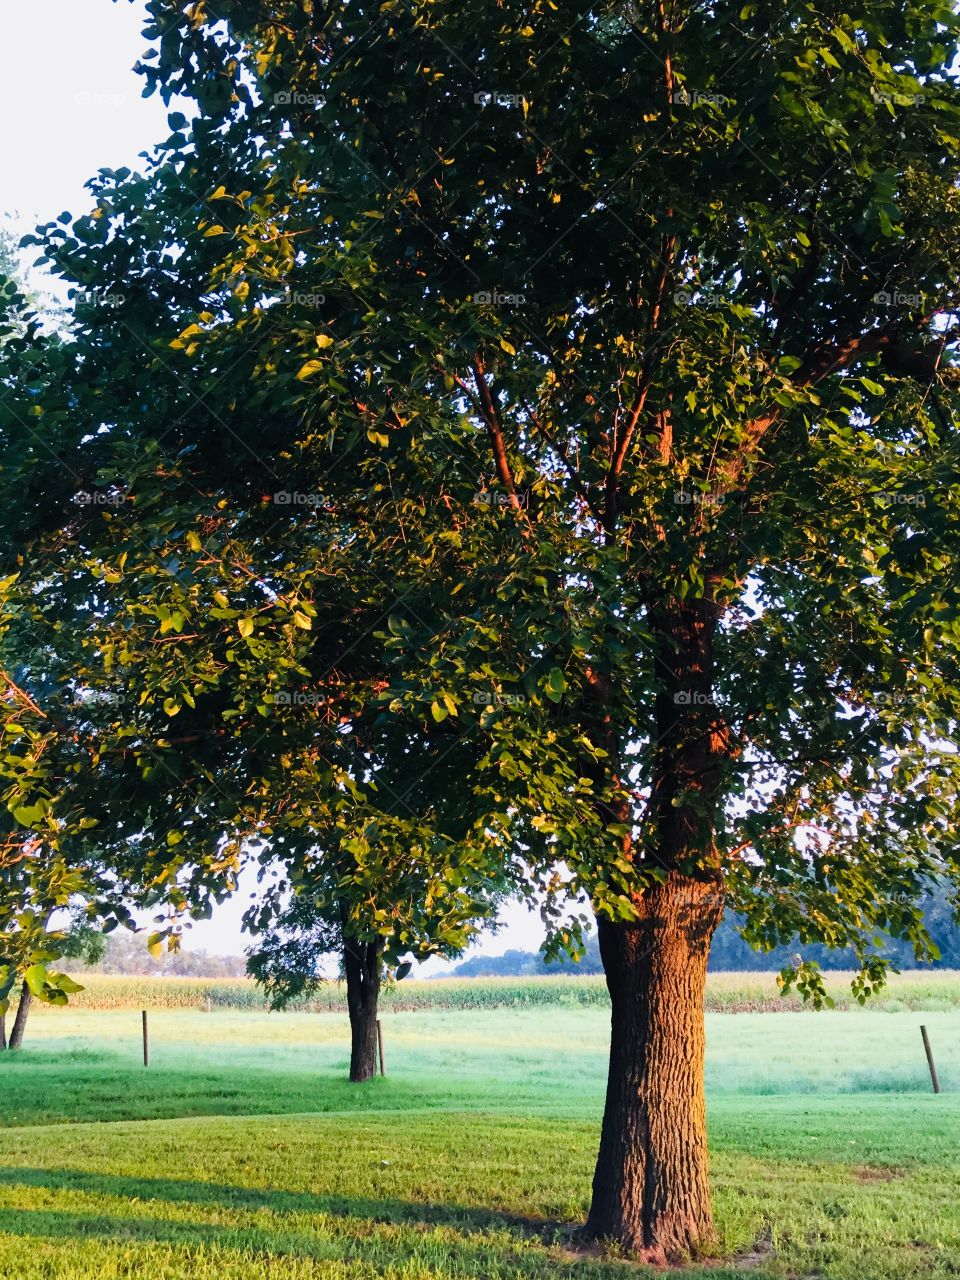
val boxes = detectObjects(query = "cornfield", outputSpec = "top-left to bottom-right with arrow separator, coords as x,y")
51,970 -> 960,1013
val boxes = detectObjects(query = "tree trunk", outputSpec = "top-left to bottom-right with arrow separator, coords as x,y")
0,1012 -> 6,1051
583,595 -> 731,1260
343,938 -> 382,1082
586,878 -> 723,1261
8,983 -> 32,1051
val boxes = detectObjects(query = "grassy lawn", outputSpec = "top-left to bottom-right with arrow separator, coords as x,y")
0,1004 -> 957,1277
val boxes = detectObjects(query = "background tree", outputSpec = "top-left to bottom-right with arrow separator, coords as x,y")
2,175 -> 513,1084
245,877 -> 389,1083
246,815 -> 509,1081
9,0 -> 960,1261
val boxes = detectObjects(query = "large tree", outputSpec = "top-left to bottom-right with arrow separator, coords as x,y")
9,0 -> 960,1261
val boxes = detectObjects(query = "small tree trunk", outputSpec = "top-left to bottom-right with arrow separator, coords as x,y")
343,938 -> 382,1082
0,1012 -> 6,1051
8,983 -> 32,1051
585,878 -> 723,1261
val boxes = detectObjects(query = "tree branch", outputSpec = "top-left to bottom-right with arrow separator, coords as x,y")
471,355 -> 525,513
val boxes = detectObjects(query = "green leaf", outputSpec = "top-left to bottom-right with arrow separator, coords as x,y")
238,617 -> 255,637
544,667 -> 567,702
11,803 -> 43,827
51,973 -> 85,994
23,963 -> 48,998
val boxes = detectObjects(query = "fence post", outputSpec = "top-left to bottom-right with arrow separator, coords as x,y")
142,1009 -> 149,1067
920,1025 -> 940,1094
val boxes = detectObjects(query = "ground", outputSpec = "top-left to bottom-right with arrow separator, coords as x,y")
0,999 -> 957,1278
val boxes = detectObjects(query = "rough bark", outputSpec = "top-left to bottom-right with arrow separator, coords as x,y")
8,983 -> 32,1051
343,937 -> 382,1082
586,880 -> 723,1261
584,596 -> 731,1260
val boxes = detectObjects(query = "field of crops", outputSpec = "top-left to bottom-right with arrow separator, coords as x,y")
54,968 -> 960,1013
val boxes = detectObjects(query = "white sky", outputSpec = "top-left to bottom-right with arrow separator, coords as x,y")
0,2 -> 170,244
1,0 -> 545,966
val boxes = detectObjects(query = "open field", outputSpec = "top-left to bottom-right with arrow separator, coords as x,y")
59,968 -> 960,1013
1,997 -> 959,1278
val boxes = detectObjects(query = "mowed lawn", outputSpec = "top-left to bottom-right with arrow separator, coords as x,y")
0,1003 -> 958,1278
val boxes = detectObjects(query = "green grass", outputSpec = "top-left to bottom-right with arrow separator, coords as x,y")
1,1002 -> 959,1277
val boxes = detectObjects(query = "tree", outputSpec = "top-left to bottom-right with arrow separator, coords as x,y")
2,138 -> 512,1088
1,910 -> 107,1051
0,573 -> 135,1050
245,879 -> 392,1082
10,0 -> 960,1260
246,825 -> 507,1081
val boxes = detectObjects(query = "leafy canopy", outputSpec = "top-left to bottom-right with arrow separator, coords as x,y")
5,0 -> 960,997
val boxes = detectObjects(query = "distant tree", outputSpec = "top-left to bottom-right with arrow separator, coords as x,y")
245,829 -> 505,1080
72,931 -> 247,977
709,882 -> 960,972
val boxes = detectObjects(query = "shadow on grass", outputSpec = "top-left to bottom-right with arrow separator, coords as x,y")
0,1199 -> 773,1280
0,1166 -> 553,1236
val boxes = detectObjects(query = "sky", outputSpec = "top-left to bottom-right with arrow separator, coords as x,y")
0,0 -> 545,966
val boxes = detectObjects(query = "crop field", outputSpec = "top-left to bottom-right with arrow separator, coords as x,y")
0,976 -> 958,1278
59,968 -> 960,1013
